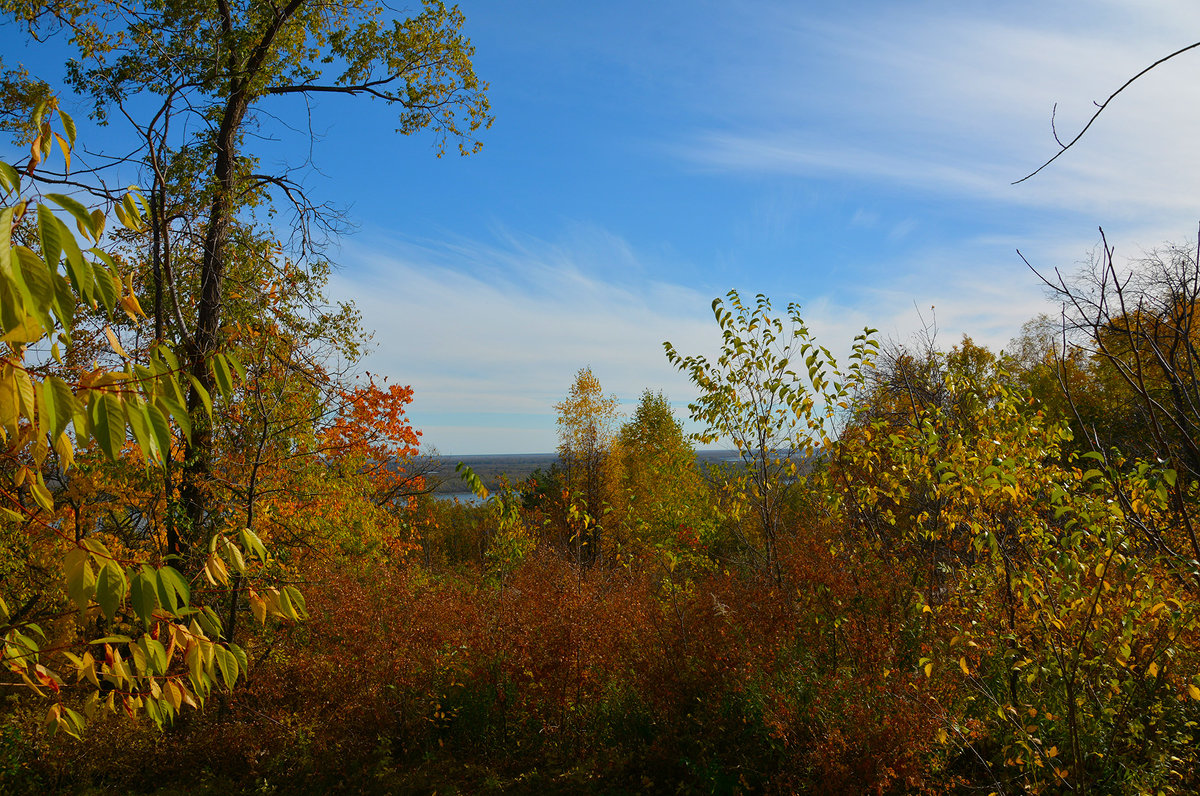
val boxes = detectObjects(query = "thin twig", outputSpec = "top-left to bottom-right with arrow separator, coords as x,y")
1014,40 -> 1200,184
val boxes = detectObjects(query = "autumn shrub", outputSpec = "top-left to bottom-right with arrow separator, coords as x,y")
0,525 -> 984,794
835,337 -> 1200,793
222,546 -> 947,792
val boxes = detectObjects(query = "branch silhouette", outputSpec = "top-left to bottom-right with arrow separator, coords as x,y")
1014,39 -> 1200,184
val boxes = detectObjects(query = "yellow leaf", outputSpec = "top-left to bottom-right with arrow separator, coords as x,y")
27,134 -> 43,173
104,326 -> 127,359
43,703 -> 61,733
54,132 -> 70,173
0,314 -> 45,343
166,681 -> 183,711
923,662 -> 933,677
179,684 -> 198,709
119,294 -> 140,322
959,657 -> 970,676
54,431 -> 74,471
90,208 -> 105,240
30,478 -> 53,512
203,552 -> 229,586
1149,661 -> 1160,678
249,589 -> 266,624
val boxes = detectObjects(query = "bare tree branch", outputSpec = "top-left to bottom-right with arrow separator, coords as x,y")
1014,39 -> 1200,185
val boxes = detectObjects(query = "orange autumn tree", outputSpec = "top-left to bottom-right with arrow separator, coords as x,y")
203,252 -> 361,550
318,375 -> 427,558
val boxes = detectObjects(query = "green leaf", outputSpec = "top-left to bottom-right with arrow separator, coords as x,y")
196,605 -> 223,638
228,642 -> 248,674
277,587 -> 298,621
37,204 -> 62,269
125,399 -> 155,462
223,537 -> 246,574
80,536 -> 112,560
138,636 -> 168,675
157,396 -> 190,441
0,207 -> 13,286
156,344 -> 180,373
156,566 -> 190,615
43,377 -> 76,442
283,585 -> 307,620
89,635 -> 134,644
0,161 -> 19,194
92,392 -> 126,459
238,527 -> 267,563
146,403 -> 172,461
64,546 -> 96,611
144,695 -> 163,728
46,194 -> 98,240
57,110 -> 77,147
96,562 -> 126,622
57,220 -> 92,303
129,567 -> 159,627
50,270 -> 75,336
15,247 -> 54,323
225,352 -> 247,383
187,374 -> 212,418
213,645 -> 238,692
91,260 -> 118,313
210,353 -> 233,401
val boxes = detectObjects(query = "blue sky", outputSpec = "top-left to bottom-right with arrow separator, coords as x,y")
11,1 -> 1200,454
330,0 -> 1200,454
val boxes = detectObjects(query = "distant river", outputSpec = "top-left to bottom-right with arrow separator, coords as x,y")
432,492 -> 487,506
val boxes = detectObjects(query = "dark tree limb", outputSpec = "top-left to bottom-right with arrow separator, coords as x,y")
1014,39 -> 1200,184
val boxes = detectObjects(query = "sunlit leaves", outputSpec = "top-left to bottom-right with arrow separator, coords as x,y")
0,114 -> 294,736
46,528 -> 288,727
45,192 -> 98,242
96,562 -> 126,621
665,290 -> 878,568
840,336 -> 1200,790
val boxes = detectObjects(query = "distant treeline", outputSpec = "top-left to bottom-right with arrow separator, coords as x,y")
432,450 -> 740,494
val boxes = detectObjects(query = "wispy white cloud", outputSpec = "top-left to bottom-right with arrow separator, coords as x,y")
672,2 -> 1200,223
333,220 -> 1077,453
331,228 -> 722,453
333,1 -> 1200,454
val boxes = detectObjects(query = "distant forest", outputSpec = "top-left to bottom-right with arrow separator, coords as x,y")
431,450 -> 739,494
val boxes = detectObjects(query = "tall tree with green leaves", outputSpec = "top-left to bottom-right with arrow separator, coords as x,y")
0,109 -> 300,737
1,0 -> 492,558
